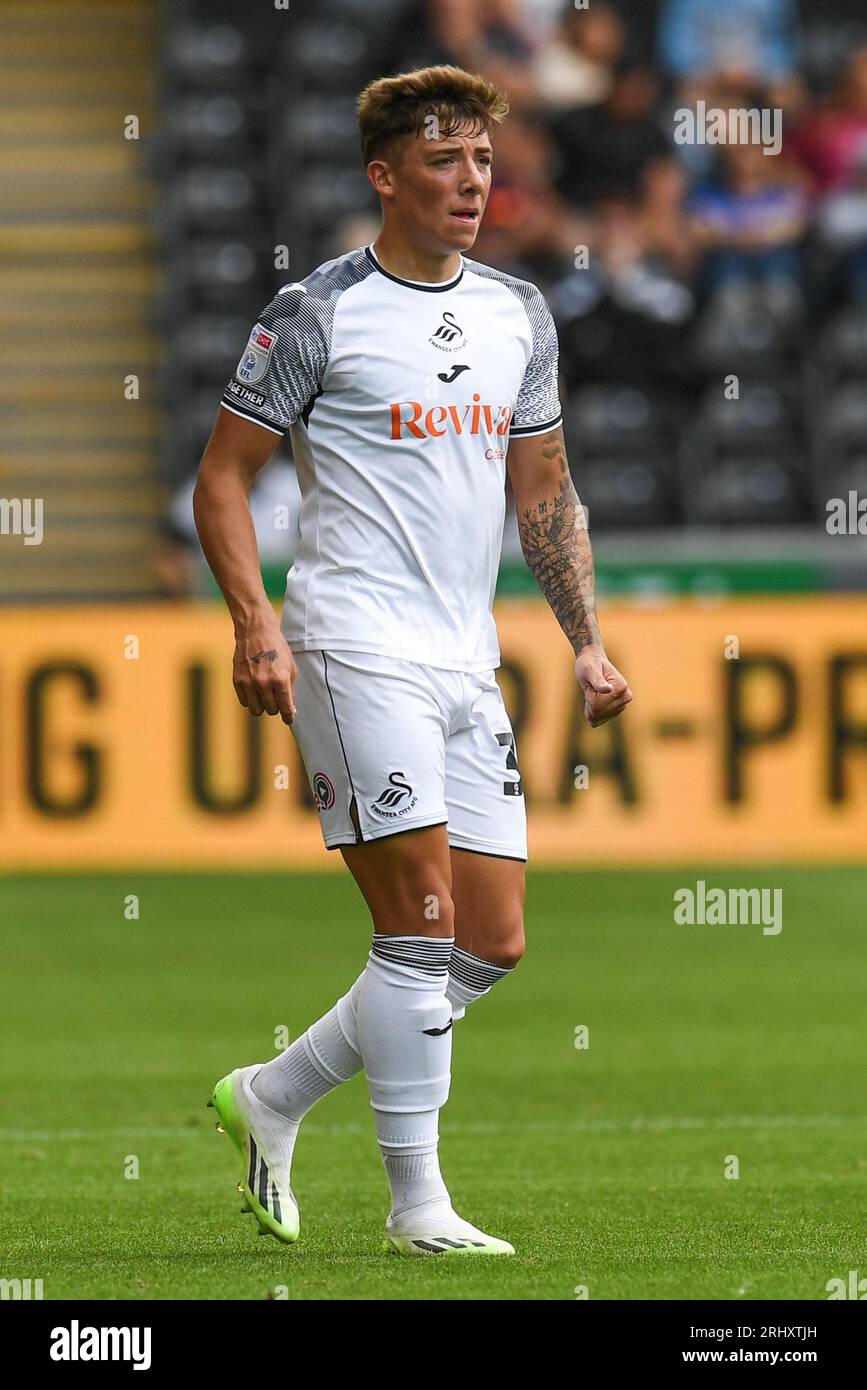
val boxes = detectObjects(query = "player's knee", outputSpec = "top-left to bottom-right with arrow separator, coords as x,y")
491,897 -> 526,967
373,871 -> 455,938
495,923 -> 526,970
468,912 -> 525,969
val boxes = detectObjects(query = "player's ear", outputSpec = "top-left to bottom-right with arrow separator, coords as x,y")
366,160 -> 395,199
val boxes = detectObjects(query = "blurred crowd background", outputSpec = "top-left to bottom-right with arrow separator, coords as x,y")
2,0 -> 864,865
2,0 -> 866,603
150,0 -> 867,598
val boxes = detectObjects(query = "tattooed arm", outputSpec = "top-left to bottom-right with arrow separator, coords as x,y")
507,426 -> 633,727
194,407 -> 297,723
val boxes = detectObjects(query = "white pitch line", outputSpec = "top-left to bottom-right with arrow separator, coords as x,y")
0,1115 -> 862,1142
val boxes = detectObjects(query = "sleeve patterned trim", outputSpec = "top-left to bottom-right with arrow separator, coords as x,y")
222,247 -> 374,433
462,259 -> 561,433
510,413 -> 563,438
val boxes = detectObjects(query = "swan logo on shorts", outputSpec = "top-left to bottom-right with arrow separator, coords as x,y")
312,771 -> 335,812
371,771 -> 418,819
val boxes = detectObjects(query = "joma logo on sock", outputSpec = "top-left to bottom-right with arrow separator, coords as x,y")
49,1321 -> 152,1370
422,1020 -> 453,1036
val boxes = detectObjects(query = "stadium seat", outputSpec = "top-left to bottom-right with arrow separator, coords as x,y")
163,94 -> 261,155
163,23 -> 252,89
681,449 -> 809,526
319,0 -> 415,25
812,381 -> 867,449
814,308 -> 867,375
165,166 -> 264,230
283,22 -> 373,89
566,384 -> 675,452
568,454 -> 679,529
808,450 -> 867,524
278,167 -> 375,226
278,97 -> 361,159
165,314 -> 254,385
692,381 -> 798,445
688,302 -> 795,374
176,236 -> 271,309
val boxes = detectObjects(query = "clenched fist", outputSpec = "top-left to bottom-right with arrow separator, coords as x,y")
574,644 -> 633,728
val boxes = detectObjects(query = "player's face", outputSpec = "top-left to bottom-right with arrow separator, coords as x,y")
388,126 -> 493,254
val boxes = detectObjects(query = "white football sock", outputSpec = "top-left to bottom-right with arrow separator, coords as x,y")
356,934 -> 455,1218
251,973 -> 364,1119
446,946 -> 515,1021
377,1111 -> 451,1213
251,942 -> 511,1120
252,938 -> 510,1113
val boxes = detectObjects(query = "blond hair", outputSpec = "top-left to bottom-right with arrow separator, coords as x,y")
356,64 -> 509,167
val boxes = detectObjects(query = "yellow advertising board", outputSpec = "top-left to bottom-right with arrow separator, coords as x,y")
1,598 -> 865,867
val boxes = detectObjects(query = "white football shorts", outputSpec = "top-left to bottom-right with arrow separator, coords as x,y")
290,649 -> 527,861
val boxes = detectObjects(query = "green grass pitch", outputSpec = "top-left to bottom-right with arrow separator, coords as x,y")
1,868 -> 863,1301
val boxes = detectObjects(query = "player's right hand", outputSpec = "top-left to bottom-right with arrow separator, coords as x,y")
232,627 -> 297,724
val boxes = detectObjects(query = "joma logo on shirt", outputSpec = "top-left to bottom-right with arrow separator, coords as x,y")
390,396 -> 512,439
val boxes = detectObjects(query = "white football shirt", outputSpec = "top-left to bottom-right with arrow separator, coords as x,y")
221,244 -> 562,671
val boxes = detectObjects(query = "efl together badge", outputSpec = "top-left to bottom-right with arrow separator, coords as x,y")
236,323 -> 277,385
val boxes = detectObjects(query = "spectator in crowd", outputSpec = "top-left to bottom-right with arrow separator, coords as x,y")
688,138 -> 809,319
658,0 -> 800,96
470,111 -> 589,276
548,157 -> 697,341
519,0 -> 575,44
551,58 -> 672,209
155,515 -> 200,599
384,0 -> 539,110
587,186 -> 696,319
157,460 -> 302,598
791,47 -> 867,195
153,0 -> 867,559
532,1 -> 625,112
639,155 -> 701,280
813,141 -> 867,302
